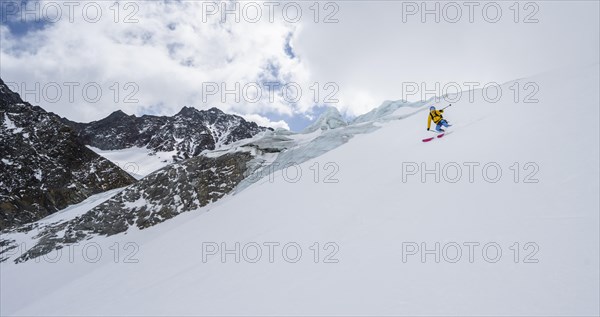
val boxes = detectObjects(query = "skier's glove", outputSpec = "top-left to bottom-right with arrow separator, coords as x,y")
427,128 -> 430,131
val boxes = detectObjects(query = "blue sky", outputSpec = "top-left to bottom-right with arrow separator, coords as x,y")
0,0 -> 53,35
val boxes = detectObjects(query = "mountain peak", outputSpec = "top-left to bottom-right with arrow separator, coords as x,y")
176,106 -> 202,116
207,107 -> 224,113
106,110 -> 130,119
0,77 -> 24,104
62,105 -> 269,157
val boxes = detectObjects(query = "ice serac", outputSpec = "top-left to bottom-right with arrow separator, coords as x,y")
302,106 -> 347,133
0,78 -> 136,230
62,106 -> 271,161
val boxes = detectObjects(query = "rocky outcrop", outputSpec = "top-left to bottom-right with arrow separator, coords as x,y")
0,78 -> 136,230
9,151 -> 253,263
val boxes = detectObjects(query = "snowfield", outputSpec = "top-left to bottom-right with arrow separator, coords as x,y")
88,146 -> 178,180
1,65 -> 598,316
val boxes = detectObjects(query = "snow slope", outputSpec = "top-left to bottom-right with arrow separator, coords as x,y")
1,65 -> 598,316
88,146 -> 177,179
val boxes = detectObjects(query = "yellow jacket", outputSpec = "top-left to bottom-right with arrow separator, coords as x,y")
427,110 -> 444,129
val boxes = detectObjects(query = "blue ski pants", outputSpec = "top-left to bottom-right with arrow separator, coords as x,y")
436,119 -> 449,132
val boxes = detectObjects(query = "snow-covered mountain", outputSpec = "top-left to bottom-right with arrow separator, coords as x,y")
1,104 -> 378,262
1,65 -> 599,316
0,78 -> 136,230
62,106 -> 270,162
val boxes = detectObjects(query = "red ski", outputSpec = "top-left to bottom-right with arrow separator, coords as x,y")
422,133 -> 445,142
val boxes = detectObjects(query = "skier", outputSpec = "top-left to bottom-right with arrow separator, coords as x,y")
427,106 -> 451,132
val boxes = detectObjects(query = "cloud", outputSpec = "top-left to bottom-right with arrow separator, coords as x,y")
0,0 -> 317,125
239,113 -> 289,130
1,0 -> 598,125
293,1 -> 599,117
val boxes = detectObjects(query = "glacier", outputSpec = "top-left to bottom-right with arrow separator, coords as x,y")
0,65 -> 599,316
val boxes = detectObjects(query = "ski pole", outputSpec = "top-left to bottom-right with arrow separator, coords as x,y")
441,104 -> 452,110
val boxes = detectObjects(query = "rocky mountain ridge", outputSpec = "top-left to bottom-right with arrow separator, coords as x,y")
62,106 -> 271,161
0,78 -> 136,230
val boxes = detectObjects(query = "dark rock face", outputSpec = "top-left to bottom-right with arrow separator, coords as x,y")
62,106 -> 270,160
9,151 -> 253,263
0,78 -> 136,230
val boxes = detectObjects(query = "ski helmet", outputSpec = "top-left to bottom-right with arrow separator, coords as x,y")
429,106 -> 435,111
